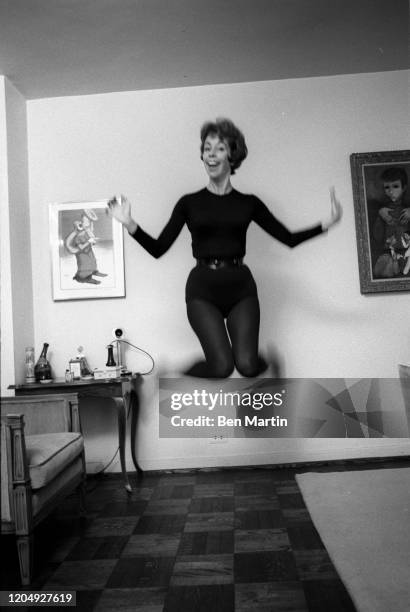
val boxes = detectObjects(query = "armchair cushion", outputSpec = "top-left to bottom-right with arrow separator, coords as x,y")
32,457 -> 84,516
26,432 -> 84,489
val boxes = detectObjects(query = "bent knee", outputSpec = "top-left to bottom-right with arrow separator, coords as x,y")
212,358 -> 234,379
235,358 -> 260,378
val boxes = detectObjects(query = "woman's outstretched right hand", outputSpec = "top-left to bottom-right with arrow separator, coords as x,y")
322,186 -> 343,231
107,195 -> 137,233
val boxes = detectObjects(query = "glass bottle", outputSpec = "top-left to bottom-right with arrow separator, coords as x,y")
65,369 -> 73,383
25,347 -> 36,383
34,343 -> 52,381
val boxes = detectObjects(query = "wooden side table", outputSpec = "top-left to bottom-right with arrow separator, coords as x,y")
10,375 -> 142,492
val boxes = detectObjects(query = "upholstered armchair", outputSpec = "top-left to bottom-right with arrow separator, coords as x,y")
1,394 -> 86,585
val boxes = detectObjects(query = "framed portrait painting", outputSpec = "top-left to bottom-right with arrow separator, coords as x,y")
49,200 -> 125,301
350,150 -> 410,294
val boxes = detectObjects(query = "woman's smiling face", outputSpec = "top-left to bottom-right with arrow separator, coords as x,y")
202,134 -> 231,181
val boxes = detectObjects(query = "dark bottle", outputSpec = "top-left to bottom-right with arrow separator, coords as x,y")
106,345 -> 116,366
34,343 -> 52,381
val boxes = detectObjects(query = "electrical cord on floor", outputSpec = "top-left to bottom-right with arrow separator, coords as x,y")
85,448 -> 120,494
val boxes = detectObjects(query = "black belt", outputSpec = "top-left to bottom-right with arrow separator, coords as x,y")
196,257 -> 244,270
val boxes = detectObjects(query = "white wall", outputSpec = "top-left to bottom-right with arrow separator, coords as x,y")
25,71 -> 410,469
0,77 -> 34,395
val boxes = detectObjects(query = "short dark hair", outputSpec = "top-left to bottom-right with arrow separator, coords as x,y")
381,166 -> 408,188
200,117 -> 248,175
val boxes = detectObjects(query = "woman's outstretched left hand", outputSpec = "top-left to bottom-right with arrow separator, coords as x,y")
322,186 -> 343,231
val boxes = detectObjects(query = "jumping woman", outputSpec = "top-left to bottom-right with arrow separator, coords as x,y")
108,118 -> 342,378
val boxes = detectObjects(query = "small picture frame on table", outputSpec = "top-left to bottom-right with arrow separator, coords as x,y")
350,150 -> 410,294
69,360 -> 82,380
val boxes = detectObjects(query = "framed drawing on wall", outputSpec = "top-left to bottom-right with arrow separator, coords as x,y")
350,150 -> 410,294
49,200 -> 125,301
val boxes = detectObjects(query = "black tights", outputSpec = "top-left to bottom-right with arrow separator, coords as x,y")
184,296 -> 267,378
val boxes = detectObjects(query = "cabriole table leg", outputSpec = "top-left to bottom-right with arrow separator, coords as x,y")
112,397 -> 132,492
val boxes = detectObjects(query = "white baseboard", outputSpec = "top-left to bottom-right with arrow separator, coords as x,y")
115,440 -> 410,472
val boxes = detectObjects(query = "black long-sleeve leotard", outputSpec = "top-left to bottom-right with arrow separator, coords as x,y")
130,188 -> 324,259
131,188 -> 326,376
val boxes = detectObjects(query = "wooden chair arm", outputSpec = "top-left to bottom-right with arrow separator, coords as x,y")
5,415 -> 30,485
1,414 -> 31,531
